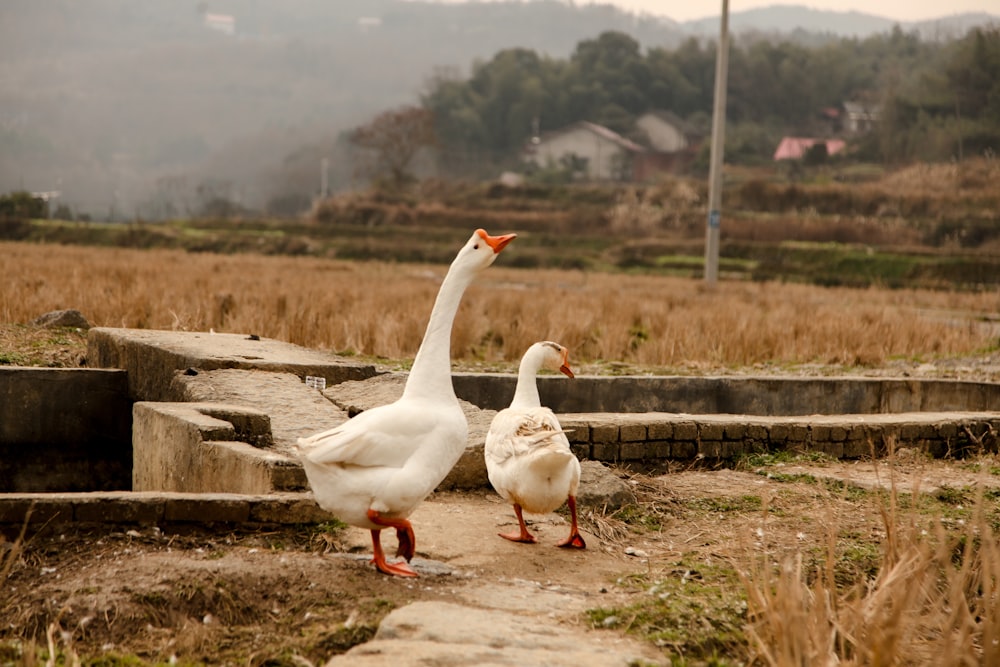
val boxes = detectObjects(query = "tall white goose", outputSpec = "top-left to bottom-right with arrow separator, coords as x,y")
485,341 -> 586,549
296,228 -> 516,577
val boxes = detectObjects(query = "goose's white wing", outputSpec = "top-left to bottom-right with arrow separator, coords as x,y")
485,406 -> 570,465
297,399 -> 443,469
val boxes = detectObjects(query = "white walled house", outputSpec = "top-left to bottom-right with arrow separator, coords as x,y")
635,111 -> 690,153
525,112 -> 699,182
525,121 -> 646,181
204,13 -> 236,36
842,101 -> 880,134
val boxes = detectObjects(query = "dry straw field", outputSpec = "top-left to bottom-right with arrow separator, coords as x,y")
2,239 -> 998,372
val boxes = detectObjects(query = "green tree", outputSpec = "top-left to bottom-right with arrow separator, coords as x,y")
419,26 -> 997,171
0,191 -> 46,218
946,28 -> 1000,157
568,31 -> 649,130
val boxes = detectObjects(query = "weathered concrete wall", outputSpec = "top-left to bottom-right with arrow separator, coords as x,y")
132,402 -> 305,493
88,327 -> 378,402
453,374 -> 1000,415
0,367 -> 132,492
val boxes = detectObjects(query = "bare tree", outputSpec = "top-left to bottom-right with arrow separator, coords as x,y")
350,106 -> 437,191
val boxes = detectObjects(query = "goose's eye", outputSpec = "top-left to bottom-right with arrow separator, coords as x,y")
473,243 -> 480,249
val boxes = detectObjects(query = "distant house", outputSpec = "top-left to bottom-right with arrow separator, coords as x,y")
842,101 -> 880,134
525,111 -> 698,182
525,121 -> 647,181
635,110 -> 692,153
632,110 -> 699,179
204,13 -> 235,36
773,137 -> 846,161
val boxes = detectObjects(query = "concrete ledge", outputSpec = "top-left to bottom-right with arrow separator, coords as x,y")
452,373 -> 1000,415
88,327 -> 379,402
132,402 -> 306,493
0,492 -> 338,526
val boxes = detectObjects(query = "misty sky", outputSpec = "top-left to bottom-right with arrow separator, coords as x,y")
438,1 -> 1000,23
604,0 -> 1000,22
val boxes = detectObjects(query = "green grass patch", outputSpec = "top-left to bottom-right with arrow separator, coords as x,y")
0,351 -> 30,365
611,504 -> 666,531
588,561 -> 748,664
738,449 -> 836,469
685,495 -> 763,515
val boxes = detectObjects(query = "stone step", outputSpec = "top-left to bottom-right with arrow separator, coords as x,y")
0,491 -> 338,526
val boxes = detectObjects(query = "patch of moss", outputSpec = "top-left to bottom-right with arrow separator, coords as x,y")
686,495 -> 763,515
738,449 -> 835,469
588,561 -> 747,664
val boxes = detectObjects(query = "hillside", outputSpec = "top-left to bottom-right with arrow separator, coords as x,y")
683,4 -> 997,39
1,1 -> 996,218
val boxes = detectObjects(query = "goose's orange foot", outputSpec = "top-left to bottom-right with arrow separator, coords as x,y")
372,556 -> 418,577
498,530 -> 537,544
556,531 -> 587,549
557,496 -> 586,549
367,509 -> 417,563
395,525 -> 416,562
499,504 -> 537,543
369,527 -> 419,578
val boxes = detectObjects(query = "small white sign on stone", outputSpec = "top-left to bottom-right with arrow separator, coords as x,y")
305,375 -> 326,390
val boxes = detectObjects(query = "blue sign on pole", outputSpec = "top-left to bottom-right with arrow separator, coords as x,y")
708,210 -> 721,229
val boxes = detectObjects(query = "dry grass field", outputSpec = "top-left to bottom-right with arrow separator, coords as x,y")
2,240 -> 998,376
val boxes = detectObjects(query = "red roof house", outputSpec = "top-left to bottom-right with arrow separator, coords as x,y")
773,137 -> 846,161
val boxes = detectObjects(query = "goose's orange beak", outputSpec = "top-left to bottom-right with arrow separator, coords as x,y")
478,229 -> 517,254
559,348 -> 575,378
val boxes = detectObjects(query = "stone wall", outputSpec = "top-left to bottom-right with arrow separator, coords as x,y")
560,412 -> 1000,465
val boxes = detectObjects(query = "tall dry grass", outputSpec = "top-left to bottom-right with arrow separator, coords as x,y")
743,464 -> 1000,666
2,240 -> 997,368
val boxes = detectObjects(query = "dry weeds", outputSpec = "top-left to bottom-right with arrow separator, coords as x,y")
2,241 -> 998,374
742,478 -> 1000,666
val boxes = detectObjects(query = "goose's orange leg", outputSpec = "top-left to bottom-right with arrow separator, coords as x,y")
556,495 -> 586,549
499,503 -> 537,544
367,510 -> 418,577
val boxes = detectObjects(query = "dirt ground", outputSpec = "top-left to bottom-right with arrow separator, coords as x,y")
4,454 -> 1000,666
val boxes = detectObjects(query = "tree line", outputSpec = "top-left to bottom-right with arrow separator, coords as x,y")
398,26 -> 1000,179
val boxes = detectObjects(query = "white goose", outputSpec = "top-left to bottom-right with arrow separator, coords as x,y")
296,228 -> 516,577
485,341 -> 586,549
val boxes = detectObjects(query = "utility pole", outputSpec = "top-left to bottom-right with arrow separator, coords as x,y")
320,157 -> 330,198
704,0 -> 730,285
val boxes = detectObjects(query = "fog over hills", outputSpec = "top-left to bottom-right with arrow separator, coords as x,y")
1,1 -> 995,218
682,4 -> 997,38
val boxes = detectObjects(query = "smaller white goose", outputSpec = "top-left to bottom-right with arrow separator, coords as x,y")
485,341 -> 586,549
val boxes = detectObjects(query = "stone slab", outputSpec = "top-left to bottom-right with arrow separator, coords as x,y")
0,492 -> 335,526
88,327 -> 378,402
324,600 -> 658,667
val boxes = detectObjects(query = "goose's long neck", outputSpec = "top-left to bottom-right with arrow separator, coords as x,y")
403,263 -> 472,400
509,351 -> 543,409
